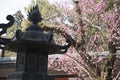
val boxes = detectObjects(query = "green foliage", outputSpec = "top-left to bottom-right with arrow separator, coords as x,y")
13,10 -> 24,27
37,0 -> 57,18
7,24 -> 16,38
21,19 -> 30,31
105,0 -> 120,11
88,25 -> 99,35
4,50 -> 16,57
24,0 -> 60,27
24,0 -> 48,18
105,0 -> 114,11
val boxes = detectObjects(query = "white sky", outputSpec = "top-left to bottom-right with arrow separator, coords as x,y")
0,0 -> 31,23
0,0 -> 55,23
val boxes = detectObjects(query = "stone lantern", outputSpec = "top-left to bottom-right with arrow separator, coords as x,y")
0,5 -> 71,80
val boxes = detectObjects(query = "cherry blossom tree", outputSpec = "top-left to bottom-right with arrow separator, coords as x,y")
24,0 -> 120,79
46,0 -> 120,80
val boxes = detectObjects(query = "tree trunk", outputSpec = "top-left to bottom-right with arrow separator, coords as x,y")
102,42 -> 116,80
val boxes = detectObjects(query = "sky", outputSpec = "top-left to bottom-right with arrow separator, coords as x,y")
0,0 -> 31,23
0,0 -> 55,23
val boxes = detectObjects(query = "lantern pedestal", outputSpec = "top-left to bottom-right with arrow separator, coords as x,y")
7,46 -> 53,80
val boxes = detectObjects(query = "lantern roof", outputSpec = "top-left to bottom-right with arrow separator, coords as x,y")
0,5 -> 71,54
